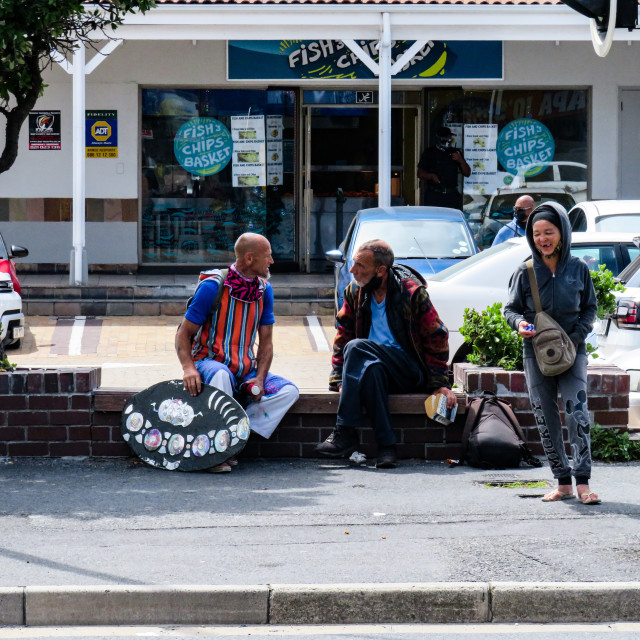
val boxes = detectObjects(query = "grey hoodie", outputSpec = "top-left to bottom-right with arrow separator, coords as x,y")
504,201 -> 597,358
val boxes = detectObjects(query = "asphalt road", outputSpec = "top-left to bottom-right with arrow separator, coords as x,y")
1,457 -> 639,587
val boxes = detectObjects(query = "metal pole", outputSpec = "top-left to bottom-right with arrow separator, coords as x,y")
71,42 -> 87,285
378,12 -> 392,208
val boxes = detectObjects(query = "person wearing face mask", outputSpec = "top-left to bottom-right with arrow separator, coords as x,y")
417,126 -> 471,210
491,195 -> 535,246
315,239 -> 456,468
504,203 -> 600,505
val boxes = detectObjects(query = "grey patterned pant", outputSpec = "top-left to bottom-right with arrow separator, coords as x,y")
524,354 -> 592,485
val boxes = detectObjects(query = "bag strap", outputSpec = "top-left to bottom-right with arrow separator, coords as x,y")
210,268 -> 228,315
460,396 -> 488,463
526,259 -> 543,314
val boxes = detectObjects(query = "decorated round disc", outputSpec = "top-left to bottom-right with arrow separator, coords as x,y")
120,380 -> 250,471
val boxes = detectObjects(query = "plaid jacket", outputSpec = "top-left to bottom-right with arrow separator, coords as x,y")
329,264 -> 450,392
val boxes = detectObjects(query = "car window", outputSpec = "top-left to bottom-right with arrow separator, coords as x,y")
428,240 -> 519,281
629,245 -> 640,263
595,214 -> 640,232
559,165 -> 587,182
569,208 -> 587,231
0,234 -> 8,260
524,166 -> 555,182
571,244 -> 623,275
617,256 -> 640,286
353,219 -> 474,259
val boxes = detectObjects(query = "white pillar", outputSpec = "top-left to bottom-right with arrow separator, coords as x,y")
378,13 -> 392,208
71,42 -> 87,285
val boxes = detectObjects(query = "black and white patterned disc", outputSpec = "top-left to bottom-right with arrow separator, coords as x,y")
121,380 -> 250,471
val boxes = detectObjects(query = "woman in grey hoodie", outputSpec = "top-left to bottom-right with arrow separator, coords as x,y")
504,202 -> 601,505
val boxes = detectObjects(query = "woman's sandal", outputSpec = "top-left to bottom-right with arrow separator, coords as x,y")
578,491 -> 602,505
541,490 -> 575,502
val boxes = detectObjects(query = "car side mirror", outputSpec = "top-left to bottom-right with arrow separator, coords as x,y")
10,245 -> 28,259
325,249 -> 344,263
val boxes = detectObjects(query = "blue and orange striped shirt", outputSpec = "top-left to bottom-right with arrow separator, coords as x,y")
186,275 -> 274,378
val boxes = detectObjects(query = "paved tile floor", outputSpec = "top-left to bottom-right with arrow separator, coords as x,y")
12,315 -> 337,391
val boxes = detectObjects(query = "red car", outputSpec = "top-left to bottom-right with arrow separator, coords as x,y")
0,232 -> 28,295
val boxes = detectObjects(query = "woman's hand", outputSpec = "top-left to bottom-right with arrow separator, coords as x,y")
518,320 -> 536,338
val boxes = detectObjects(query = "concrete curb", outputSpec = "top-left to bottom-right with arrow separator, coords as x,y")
1,582 -> 639,626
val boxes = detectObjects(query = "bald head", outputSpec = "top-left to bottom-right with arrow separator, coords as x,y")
234,233 -> 273,279
515,195 -> 535,210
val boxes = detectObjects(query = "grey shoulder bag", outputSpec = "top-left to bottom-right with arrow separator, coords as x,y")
526,260 -> 576,376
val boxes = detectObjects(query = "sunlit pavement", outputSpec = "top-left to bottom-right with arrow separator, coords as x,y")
11,315 -> 337,390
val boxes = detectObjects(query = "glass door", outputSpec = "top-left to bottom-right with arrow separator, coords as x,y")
303,103 -> 420,271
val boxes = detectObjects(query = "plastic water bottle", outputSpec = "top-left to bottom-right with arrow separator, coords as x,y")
241,382 -> 261,397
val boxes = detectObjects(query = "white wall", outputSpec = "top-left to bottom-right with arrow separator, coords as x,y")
1,37 -> 639,265
0,221 -> 137,264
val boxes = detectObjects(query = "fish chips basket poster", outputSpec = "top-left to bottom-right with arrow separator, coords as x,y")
173,117 -> 233,176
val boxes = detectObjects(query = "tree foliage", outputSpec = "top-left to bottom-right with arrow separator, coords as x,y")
0,0 -> 155,174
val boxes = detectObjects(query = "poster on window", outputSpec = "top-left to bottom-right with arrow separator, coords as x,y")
463,123 -> 506,196
266,116 -> 283,186
231,115 -> 266,187
29,111 -> 61,150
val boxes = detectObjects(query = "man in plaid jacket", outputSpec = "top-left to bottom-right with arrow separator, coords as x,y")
315,239 -> 457,468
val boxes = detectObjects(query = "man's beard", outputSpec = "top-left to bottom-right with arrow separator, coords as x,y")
360,275 -> 382,293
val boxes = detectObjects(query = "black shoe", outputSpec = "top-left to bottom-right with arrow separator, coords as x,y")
376,445 -> 397,469
315,428 -> 358,458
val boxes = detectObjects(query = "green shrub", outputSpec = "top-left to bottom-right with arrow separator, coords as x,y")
591,423 -> 640,462
590,264 -> 626,319
460,302 -> 523,371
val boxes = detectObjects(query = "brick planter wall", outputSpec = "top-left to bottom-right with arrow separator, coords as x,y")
1,362 -> 631,460
0,367 -> 101,457
453,362 -> 630,456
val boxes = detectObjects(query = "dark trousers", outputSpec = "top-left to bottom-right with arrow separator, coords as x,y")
423,189 -> 462,210
336,339 -> 424,446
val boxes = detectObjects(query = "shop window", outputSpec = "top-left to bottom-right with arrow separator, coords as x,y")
141,88 -> 297,265
424,89 -> 589,249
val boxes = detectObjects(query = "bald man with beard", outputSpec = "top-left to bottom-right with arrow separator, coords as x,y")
176,233 -> 299,472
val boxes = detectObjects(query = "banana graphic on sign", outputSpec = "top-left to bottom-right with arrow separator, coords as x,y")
418,43 -> 448,77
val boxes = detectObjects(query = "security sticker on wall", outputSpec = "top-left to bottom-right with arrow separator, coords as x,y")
86,110 -> 118,158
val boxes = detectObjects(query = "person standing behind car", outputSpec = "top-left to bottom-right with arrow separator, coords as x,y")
417,126 -> 471,210
504,202 -> 601,505
492,195 -> 535,246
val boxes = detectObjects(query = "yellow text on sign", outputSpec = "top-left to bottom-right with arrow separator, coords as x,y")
91,121 -> 112,142
86,148 -> 118,158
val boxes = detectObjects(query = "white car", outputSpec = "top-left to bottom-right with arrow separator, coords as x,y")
596,253 -> 640,363
597,349 -> 640,430
518,161 -> 588,204
568,200 -> 640,233
426,232 -> 640,365
0,272 -> 24,348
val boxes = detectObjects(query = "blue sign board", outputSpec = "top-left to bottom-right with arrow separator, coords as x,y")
86,110 -> 118,158
496,118 -> 555,177
173,117 -> 233,176
228,40 -> 502,81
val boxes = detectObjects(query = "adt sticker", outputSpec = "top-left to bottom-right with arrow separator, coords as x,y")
496,118 -> 555,178
174,117 -> 233,176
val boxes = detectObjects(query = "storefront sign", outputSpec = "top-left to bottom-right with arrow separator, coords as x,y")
174,117 -> 233,176
29,111 -> 61,150
228,40 -> 502,81
231,115 -> 266,186
496,118 -> 555,177
86,110 -> 118,158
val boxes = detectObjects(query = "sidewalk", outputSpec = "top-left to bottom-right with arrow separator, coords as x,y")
1,457 -> 639,625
